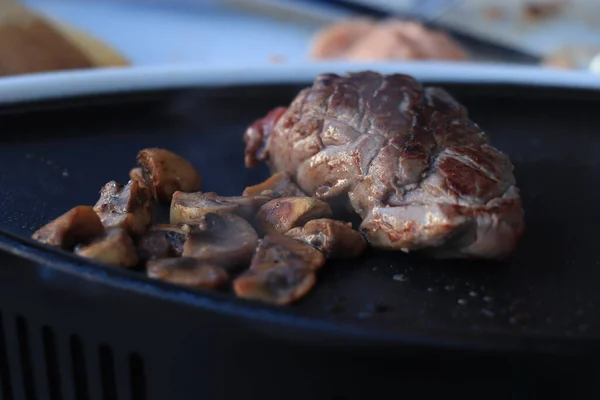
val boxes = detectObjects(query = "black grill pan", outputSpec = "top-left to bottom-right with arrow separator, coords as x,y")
0,79 -> 599,400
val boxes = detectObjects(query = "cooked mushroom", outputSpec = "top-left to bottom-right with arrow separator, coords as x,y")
137,148 -> 202,203
93,180 -> 153,235
129,167 -> 148,188
233,264 -> 316,305
234,234 -> 323,305
182,213 -> 258,269
286,218 -> 367,259
75,228 -> 138,268
32,206 -> 104,249
255,197 -> 332,235
250,234 -> 325,272
242,172 -> 305,197
137,224 -> 190,261
147,257 -> 228,289
170,191 -> 270,224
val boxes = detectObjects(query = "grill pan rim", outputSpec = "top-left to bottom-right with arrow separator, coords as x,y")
2,225 -> 599,356
0,62 -> 599,105
1,74 -> 599,356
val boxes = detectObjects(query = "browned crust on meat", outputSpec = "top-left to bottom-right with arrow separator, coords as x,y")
244,71 -> 524,258
244,107 -> 288,168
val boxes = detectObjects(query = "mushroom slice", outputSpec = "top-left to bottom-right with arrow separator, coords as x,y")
93,180 -> 153,235
255,197 -> 333,235
32,206 -> 104,249
137,148 -> 202,203
75,228 -> 138,268
147,257 -> 228,289
171,191 -> 238,224
227,195 -> 272,219
137,224 -> 190,261
170,191 -> 270,224
233,264 -> 316,305
286,219 -> 367,259
129,167 -> 148,188
243,172 -> 306,197
250,234 -> 325,272
182,213 -> 258,270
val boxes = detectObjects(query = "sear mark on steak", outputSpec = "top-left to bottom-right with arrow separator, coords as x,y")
244,71 -> 524,259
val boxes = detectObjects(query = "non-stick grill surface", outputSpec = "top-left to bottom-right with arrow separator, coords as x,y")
1,82 -> 599,353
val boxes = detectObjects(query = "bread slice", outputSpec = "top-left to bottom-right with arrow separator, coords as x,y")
49,20 -> 129,68
0,0 -> 128,77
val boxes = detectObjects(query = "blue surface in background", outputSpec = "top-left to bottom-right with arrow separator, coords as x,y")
22,0 -> 328,66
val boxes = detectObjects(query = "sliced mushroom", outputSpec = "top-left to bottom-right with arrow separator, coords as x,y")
75,228 -> 138,268
233,264 -> 316,305
243,172 -> 305,197
250,234 -> 325,272
129,167 -> 148,188
255,197 -> 332,235
182,213 -> 258,270
225,195 -> 272,219
93,180 -> 153,235
170,191 -> 270,224
137,231 -> 170,260
286,218 -> 367,259
32,206 -> 104,249
137,224 -> 190,261
147,257 -> 228,289
137,148 -> 202,203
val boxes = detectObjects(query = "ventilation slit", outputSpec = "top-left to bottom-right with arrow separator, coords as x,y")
0,313 -> 13,400
42,326 -> 62,400
99,345 -> 117,400
15,316 -> 36,400
70,335 -> 89,400
129,353 -> 146,400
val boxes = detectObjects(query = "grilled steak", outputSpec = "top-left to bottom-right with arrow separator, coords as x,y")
244,71 -> 524,259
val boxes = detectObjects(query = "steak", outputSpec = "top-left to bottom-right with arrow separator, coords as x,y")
244,71 -> 524,259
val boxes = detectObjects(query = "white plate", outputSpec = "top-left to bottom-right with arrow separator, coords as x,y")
22,0 -> 320,67
0,62 -> 599,104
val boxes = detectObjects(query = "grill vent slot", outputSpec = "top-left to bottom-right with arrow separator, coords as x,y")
0,315 -> 148,400
99,344 -> 117,400
129,353 -> 145,400
16,316 -> 36,400
0,313 -> 13,400
70,335 -> 90,400
42,326 -> 62,400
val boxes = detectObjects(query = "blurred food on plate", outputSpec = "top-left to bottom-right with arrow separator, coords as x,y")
0,0 -> 127,77
542,45 -> 600,70
51,22 -> 129,68
311,18 -> 468,62
521,1 -> 564,22
4,0 -> 600,73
